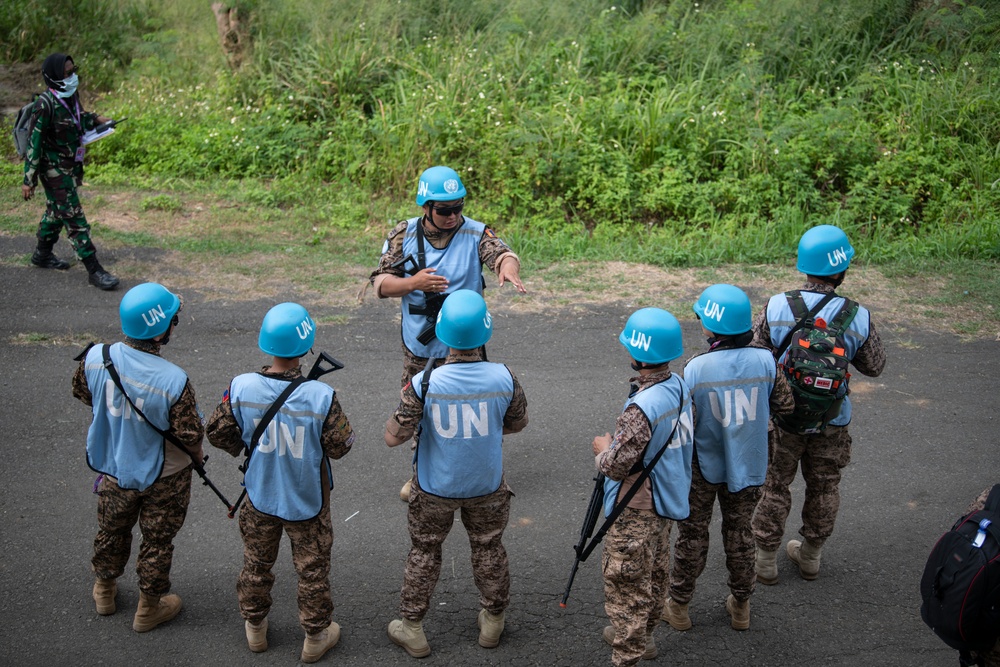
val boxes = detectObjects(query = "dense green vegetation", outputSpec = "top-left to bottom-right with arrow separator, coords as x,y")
3,0 -> 999,265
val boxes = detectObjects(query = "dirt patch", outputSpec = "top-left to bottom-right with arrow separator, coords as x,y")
0,62 -> 44,114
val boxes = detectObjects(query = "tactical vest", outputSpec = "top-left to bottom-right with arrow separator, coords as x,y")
400,216 -> 486,358
229,373 -> 334,521
604,375 -> 695,520
765,291 -> 871,427
84,343 -> 188,491
683,347 -> 776,491
413,361 -> 514,499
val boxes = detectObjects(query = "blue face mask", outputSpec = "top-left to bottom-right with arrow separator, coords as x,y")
54,73 -> 78,98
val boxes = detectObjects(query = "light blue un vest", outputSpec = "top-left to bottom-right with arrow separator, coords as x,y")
401,217 -> 486,358
229,373 -> 334,521
84,343 -> 188,491
765,291 -> 871,426
683,347 -> 776,492
604,375 -> 695,520
413,361 -> 514,499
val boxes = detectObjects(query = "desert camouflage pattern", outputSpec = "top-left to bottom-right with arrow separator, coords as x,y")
398,479 -> 512,621
602,506 -> 671,667
670,457 -> 762,604
752,424 -> 852,550
237,499 -> 335,635
91,468 -> 192,596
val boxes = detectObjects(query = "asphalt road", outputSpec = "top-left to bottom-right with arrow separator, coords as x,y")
1,234 -> 997,666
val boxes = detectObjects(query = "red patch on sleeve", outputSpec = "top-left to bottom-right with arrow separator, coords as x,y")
484,227 -> 497,238
403,380 -> 412,392
222,389 -> 230,403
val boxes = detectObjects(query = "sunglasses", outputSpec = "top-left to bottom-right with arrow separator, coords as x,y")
432,203 -> 464,217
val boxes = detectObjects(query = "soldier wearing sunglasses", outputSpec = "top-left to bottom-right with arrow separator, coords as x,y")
370,166 -> 526,501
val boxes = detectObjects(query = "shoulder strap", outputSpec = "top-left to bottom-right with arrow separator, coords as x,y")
775,291 -> 837,358
579,378 -> 687,560
419,358 -> 439,401
101,344 -> 185,450
415,218 -> 428,271
248,376 -> 308,451
826,298 -> 860,336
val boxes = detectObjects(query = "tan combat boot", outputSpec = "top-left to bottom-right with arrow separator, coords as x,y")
132,591 -> 182,632
388,618 -> 431,658
93,578 -> 117,615
725,594 -> 750,630
755,547 -> 778,585
400,479 -> 412,502
301,621 -> 340,663
660,597 -> 692,631
245,618 -> 268,653
601,625 -> 657,660
786,539 -> 822,580
477,609 -> 505,648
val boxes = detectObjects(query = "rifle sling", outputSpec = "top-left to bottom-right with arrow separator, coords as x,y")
100,344 -> 197,465
579,378 -> 687,561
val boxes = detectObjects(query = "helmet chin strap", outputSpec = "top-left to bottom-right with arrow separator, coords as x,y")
630,359 -> 667,372
423,210 -> 448,233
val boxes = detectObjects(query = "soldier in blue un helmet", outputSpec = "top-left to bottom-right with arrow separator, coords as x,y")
751,225 -> 886,585
594,308 -> 695,667
662,285 -> 793,634
72,282 -> 203,632
206,303 -> 356,663
370,166 -> 526,501
384,290 -> 528,658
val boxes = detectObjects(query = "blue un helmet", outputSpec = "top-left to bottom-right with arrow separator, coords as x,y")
415,166 -> 467,206
120,282 -> 181,339
693,284 -> 753,335
258,303 -> 315,358
619,308 -> 684,364
435,289 -> 492,350
797,225 -> 855,276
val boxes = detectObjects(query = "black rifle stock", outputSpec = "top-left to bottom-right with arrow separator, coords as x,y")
227,352 -> 344,518
560,472 -> 606,607
392,253 -> 445,346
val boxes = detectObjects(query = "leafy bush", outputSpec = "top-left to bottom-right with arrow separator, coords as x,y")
16,0 -> 1000,263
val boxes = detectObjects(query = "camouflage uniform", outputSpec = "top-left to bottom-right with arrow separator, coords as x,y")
206,365 -> 354,635
370,219 -> 520,388
966,488 -> 1000,667
72,337 -> 204,596
597,367 -> 678,667
24,91 -> 101,260
671,341 -> 795,604
385,349 -> 528,621
751,281 -> 887,551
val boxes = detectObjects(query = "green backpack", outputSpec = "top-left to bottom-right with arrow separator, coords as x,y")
774,290 -> 859,435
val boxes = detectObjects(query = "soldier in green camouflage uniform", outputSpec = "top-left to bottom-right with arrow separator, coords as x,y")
22,53 -> 118,290
72,283 -> 202,632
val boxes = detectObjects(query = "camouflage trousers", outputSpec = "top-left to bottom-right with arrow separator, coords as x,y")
752,424 -> 852,551
670,458 -> 762,604
603,507 -> 672,667
399,478 -> 512,621
92,467 -> 192,596
38,172 -> 95,259
237,499 -> 334,635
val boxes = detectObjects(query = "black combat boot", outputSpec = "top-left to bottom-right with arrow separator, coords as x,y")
82,254 -> 120,291
31,238 -> 70,270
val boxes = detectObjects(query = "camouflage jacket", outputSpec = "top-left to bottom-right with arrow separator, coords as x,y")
23,91 -> 99,187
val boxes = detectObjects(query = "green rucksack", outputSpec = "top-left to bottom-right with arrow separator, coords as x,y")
774,290 -> 859,435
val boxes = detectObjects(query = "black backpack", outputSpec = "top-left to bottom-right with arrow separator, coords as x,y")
920,485 -> 1000,659
12,92 -> 52,159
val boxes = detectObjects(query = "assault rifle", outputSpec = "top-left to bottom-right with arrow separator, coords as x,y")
227,352 -> 345,518
560,472 -> 606,607
392,253 -> 446,346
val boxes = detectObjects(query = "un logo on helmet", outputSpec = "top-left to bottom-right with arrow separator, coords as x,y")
444,179 -> 459,194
